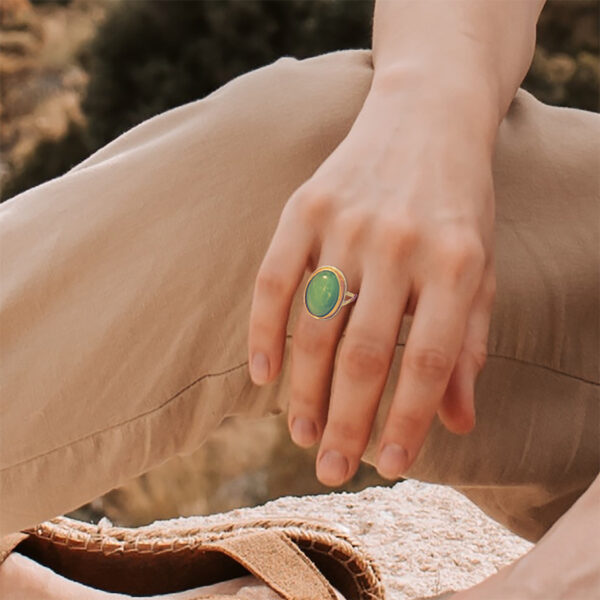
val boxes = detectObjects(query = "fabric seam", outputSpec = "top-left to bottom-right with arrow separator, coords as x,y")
1,346 -> 597,474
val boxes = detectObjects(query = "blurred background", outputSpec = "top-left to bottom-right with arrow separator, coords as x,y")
0,0 -> 598,526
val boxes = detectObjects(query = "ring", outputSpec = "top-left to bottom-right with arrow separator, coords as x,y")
304,265 -> 358,320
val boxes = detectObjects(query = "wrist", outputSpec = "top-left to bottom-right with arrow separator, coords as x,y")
367,61 -> 502,153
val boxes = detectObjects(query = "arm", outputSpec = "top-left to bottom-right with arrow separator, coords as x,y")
250,0 -> 546,495
370,4 -> 600,599
456,473 -> 600,599
358,0 -> 547,478
371,0 -> 546,143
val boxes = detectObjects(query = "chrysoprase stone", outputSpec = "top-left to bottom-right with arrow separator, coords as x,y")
305,269 -> 340,317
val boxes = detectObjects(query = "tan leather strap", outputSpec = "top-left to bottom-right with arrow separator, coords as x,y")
0,532 -> 29,565
204,529 -> 338,600
193,597 -> 257,600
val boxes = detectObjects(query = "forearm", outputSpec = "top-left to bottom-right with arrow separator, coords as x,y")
455,473 -> 600,599
370,0 -> 546,146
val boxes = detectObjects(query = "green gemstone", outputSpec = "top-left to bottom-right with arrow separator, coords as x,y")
305,269 -> 340,318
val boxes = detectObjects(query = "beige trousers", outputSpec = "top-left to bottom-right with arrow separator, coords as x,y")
1,49 -> 598,543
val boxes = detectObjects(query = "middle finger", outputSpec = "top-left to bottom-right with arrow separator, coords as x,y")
316,262 -> 409,486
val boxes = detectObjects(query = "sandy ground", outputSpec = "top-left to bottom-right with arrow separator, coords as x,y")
154,479 -> 533,599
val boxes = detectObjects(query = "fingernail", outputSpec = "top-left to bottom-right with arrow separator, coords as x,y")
377,444 -> 408,480
291,416 -> 317,447
250,352 -> 269,384
317,450 -> 349,486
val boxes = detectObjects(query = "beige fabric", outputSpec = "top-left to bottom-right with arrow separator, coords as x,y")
0,48 -> 598,543
0,532 -> 27,564
190,578 -> 288,600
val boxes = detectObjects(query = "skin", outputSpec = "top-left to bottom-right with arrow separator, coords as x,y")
246,0 -> 600,598
248,0 -> 545,490
452,472 -> 600,600
4,1 -> 597,599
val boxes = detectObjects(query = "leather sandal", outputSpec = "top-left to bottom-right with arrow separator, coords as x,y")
1,514 -> 385,599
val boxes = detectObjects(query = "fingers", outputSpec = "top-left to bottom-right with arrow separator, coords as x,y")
248,202 -> 315,385
438,268 -> 495,434
437,352 -> 477,434
313,263 -> 408,486
250,180 -> 494,491
375,282 -> 474,480
287,271 -> 351,449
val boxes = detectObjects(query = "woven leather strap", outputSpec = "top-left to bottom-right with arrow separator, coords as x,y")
203,529 -> 339,600
0,527 -> 345,599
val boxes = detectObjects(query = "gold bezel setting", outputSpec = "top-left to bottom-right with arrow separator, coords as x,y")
304,265 -> 348,320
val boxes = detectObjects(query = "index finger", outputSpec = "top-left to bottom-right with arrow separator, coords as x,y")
248,202 -> 314,385
375,283 -> 472,479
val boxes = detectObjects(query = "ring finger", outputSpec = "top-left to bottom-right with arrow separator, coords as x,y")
287,252 -> 357,449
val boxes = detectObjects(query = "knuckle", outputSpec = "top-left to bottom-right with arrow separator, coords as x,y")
296,189 -> 335,227
375,217 -> 419,261
404,347 -> 452,382
468,345 -> 488,371
290,388 -> 320,413
255,268 -> 289,298
333,208 -> 372,249
293,319 -> 331,356
251,316 -> 276,341
436,232 -> 486,282
326,419 -> 367,447
341,339 -> 390,380
386,409 -> 429,439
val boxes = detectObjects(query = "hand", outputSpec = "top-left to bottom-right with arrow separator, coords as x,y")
248,77 -> 497,486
